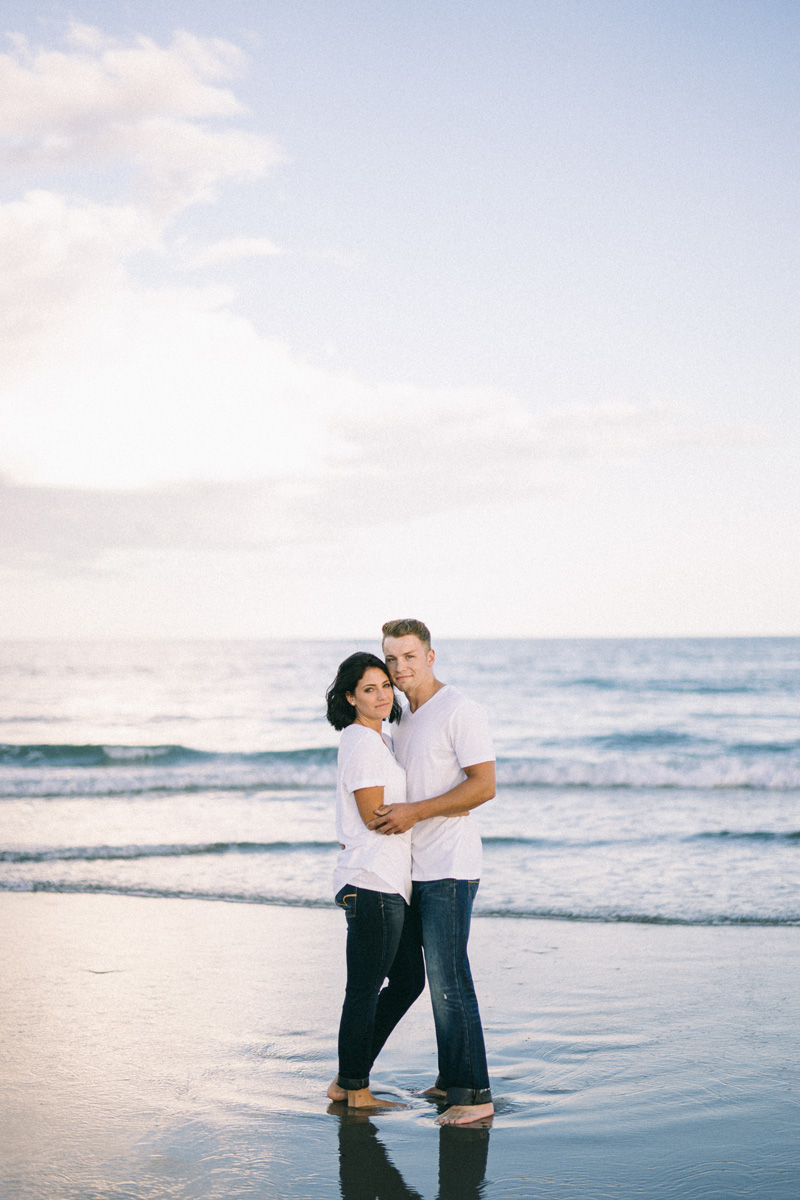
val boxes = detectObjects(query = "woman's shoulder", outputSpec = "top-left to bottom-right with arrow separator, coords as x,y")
340,722 -> 372,742
339,723 -> 385,754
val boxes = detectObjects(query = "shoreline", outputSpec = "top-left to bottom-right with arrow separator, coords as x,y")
2,892 -> 798,1199
2,882 -> 798,926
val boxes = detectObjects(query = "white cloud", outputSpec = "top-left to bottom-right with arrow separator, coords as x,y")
0,190 -> 155,387
0,479 -> 308,564
0,25 -> 243,131
3,254 -> 748,500
0,25 -> 766,571
0,25 -> 283,209
182,236 -> 285,269
0,26 -> 283,385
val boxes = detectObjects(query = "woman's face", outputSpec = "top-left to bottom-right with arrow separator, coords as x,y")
347,667 -> 395,726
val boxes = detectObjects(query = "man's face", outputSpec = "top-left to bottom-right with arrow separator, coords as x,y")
382,635 -> 435,694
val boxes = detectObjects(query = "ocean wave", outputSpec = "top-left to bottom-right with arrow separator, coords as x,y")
473,905 -> 800,926
587,731 -> 703,750
2,742 -> 800,797
0,744 -> 339,798
0,743 -> 337,768
0,841 -> 338,864
561,677 -> 789,695
5,830 -> 795,867
548,732 -> 800,755
487,831 -> 800,846
729,741 -> 800,755
494,757 -> 800,790
1,879 -> 797,925
0,880 -> 335,909
689,829 -> 800,842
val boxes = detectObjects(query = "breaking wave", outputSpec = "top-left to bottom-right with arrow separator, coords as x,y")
2,741 -> 800,798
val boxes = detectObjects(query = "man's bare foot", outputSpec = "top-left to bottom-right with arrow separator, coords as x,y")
347,1086 -> 405,1110
435,1102 -> 495,1126
327,1078 -> 347,1102
421,1085 -> 447,1098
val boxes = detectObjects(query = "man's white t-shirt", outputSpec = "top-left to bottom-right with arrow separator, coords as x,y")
333,723 -> 412,902
391,685 -> 495,882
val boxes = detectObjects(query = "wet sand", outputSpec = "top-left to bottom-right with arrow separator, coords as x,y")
1,892 -> 798,1199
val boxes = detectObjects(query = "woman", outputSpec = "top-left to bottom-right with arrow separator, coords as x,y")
325,652 -> 425,1109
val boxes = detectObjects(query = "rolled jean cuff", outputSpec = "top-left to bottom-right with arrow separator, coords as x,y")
338,1074 -> 369,1091
445,1086 -> 493,1107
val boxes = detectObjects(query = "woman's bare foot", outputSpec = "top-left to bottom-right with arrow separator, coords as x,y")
347,1086 -> 405,1110
421,1085 -> 447,1098
435,1101 -> 495,1126
327,1078 -> 347,1102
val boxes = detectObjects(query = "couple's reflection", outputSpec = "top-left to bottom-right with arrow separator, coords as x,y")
337,1112 -> 489,1200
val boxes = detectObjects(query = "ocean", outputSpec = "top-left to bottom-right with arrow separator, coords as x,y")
1,637 -> 798,926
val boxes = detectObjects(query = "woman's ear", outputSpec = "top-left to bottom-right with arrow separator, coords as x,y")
345,693 -> 355,707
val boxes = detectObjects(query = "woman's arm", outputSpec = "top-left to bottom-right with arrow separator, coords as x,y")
353,786 -> 385,827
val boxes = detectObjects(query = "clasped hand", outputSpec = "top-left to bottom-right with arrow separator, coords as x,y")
367,803 -> 420,835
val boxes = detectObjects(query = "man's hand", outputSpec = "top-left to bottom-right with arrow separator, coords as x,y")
367,802 -> 422,835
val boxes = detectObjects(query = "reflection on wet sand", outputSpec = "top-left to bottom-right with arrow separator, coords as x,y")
336,1112 -> 489,1200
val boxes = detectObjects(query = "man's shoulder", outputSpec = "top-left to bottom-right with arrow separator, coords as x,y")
417,684 -> 463,720
416,686 -> 487,731
440,686 -> 486,720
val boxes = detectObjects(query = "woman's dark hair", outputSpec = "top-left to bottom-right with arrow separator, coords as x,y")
325,652 -> 402,731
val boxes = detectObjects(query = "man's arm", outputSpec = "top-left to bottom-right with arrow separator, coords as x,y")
366,761 -> 495,836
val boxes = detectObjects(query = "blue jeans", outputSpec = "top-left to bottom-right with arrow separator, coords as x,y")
413,878 -> 492,1107
335,886 -> 425,1090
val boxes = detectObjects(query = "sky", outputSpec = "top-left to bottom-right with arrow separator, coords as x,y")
1,0 -> 798,639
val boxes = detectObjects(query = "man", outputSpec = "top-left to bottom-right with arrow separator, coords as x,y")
370,618 -> 495,1126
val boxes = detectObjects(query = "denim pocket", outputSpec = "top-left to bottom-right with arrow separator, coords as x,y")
467,879 -> 480,902
335,887 -> 357,918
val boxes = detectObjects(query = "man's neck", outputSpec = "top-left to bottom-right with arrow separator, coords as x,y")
405,675 -> 445,714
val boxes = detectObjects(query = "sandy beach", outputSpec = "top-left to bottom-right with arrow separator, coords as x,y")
1,892 -> 798,1199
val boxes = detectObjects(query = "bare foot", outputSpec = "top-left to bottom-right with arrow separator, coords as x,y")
421,1085 -> 447,1098
347,1086 -> 405,1110
435,1101 -> 495,1126
327,1078 -> 347,1102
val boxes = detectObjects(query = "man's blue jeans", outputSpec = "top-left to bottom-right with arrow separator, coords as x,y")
335,886 -> 425,1090
413,878 -> 492,1107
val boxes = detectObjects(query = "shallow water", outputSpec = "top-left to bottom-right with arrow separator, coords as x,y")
1,894 -> 798,1200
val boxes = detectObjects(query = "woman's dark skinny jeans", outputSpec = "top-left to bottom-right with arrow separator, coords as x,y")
335,885 -> 425,1091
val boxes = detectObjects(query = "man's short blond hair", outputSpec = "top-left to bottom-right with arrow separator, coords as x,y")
381,618 -> 431,649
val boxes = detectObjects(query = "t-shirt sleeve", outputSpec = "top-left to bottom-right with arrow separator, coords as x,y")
342,732 -> 389,792
450,700 -> 495,768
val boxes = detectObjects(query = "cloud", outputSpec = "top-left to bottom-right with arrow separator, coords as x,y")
0,25 -> 767,572
3,248 -> 746,500
0,189 -> 155,387
182,236 -> 285,269
0,478 -> 309,566
2,354 -> 762,568
0,26 -> 283,385
0,25 -> 283,209
0,283 -> 339,489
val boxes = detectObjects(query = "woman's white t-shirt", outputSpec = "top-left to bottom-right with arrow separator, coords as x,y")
333,723 -> 411,903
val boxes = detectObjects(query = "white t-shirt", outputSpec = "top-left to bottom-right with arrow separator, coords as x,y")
391,685 -> 495,882
333,723 -> 412,902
